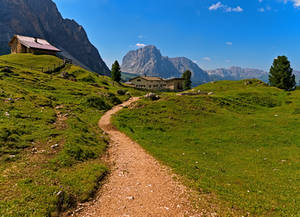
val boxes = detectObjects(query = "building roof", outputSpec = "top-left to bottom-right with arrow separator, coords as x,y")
165,78 -> 184,81
9,35 -> 61,52
129,76 -> 164,82
129,76 -> 184,82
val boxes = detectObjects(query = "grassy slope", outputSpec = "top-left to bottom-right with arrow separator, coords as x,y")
0,54 -> 142,216
113,79 -> 300,216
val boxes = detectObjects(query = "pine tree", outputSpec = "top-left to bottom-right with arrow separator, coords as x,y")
269,56 -> 295,91
111,60 -> 121,83
182,70 -> 192,90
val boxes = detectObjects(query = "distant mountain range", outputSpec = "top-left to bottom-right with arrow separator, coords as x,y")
121,45 -> 300,85
0,0 -> 110,75
207,67 -> 269,82
121,45 -> 210,84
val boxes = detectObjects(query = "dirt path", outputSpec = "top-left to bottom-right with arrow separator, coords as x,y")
74,97 -> 202,217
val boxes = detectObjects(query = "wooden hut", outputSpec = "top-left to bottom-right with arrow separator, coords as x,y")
8,35 -> 61,55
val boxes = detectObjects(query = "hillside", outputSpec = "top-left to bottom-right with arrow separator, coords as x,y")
0,54 -> 140,216
121,45 -> 210,83
113,79 -> 300,216
0,0 -> 110,75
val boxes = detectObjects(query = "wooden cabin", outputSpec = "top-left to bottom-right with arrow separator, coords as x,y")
8,35 -> 61,55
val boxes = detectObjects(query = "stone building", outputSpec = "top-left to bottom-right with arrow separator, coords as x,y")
129,76 -> 184,91
8,35 -> 61,55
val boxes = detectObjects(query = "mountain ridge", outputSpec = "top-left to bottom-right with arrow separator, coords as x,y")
121,45 -> 210,83
0,0 -> 110,75
207,66 -> 269,82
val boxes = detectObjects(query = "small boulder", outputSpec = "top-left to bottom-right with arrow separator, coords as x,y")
244,80 -> 253,85
145,93 -> 160,101
32,147 -> 38,154
9,155 -> 16,159
51,144 -> 59,149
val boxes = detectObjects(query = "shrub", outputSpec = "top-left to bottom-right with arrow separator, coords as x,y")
80,75 -> 96,83
117,89 -> 126,95
85,96 -> 111,110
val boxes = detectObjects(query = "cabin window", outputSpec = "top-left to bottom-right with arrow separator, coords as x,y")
137,79 -> 141,82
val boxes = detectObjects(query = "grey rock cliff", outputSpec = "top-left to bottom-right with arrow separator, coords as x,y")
121,45 -> 210,83
169,57 -> 210,82
0,0 -> 110,75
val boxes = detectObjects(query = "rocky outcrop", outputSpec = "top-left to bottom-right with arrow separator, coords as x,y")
0,0 -> 110,75
121,45 -> 210,84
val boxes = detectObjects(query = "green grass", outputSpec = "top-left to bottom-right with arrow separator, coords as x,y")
113,79 -> 300,216
0,54 -> 143,216
0,53 -> 63,70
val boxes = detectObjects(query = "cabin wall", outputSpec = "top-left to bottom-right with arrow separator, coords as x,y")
9,38 -> 18,54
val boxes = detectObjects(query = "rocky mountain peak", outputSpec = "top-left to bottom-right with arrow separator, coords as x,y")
0,0 -> 110,75
121,45 -> 210,83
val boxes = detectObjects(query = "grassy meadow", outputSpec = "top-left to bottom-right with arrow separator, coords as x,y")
113,79 -> 300,216
0,54 -> 142,216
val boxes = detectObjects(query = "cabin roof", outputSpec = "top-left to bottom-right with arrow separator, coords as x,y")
9,35 -> 61,52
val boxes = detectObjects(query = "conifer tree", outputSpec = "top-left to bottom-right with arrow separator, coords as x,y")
182,70 -> 192,90
111,60 -> 121,83
269,56 -> 295,91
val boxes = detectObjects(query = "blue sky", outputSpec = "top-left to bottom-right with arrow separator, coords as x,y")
53,0 -> 300,71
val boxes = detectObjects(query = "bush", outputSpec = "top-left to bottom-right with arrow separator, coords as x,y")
80,75 -> 96,83
65,144 -> 96,161
117,89 -> 126,95
85,96 -> 111,110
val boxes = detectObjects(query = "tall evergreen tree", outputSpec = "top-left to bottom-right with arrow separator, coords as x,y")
182,70 -> 192,90
269,56 -> 295,91
111,60 -> 121,83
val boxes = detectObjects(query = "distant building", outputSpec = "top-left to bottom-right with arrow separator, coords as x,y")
8,35 -> 61,55
129,76 -> 184,91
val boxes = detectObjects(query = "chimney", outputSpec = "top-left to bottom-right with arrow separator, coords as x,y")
34,37 -> 38,43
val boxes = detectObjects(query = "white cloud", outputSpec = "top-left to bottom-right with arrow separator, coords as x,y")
258,6 -> 271,12
136,43 -> 146,47
226,42 -> 233,46
208,2 -> 243,12
203,57 -> 211,61
227,6 -> 243,12
284,0 -> 300,7
209,2 -> 223,10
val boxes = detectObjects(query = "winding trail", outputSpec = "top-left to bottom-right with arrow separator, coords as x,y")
75,97 -> 201,217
